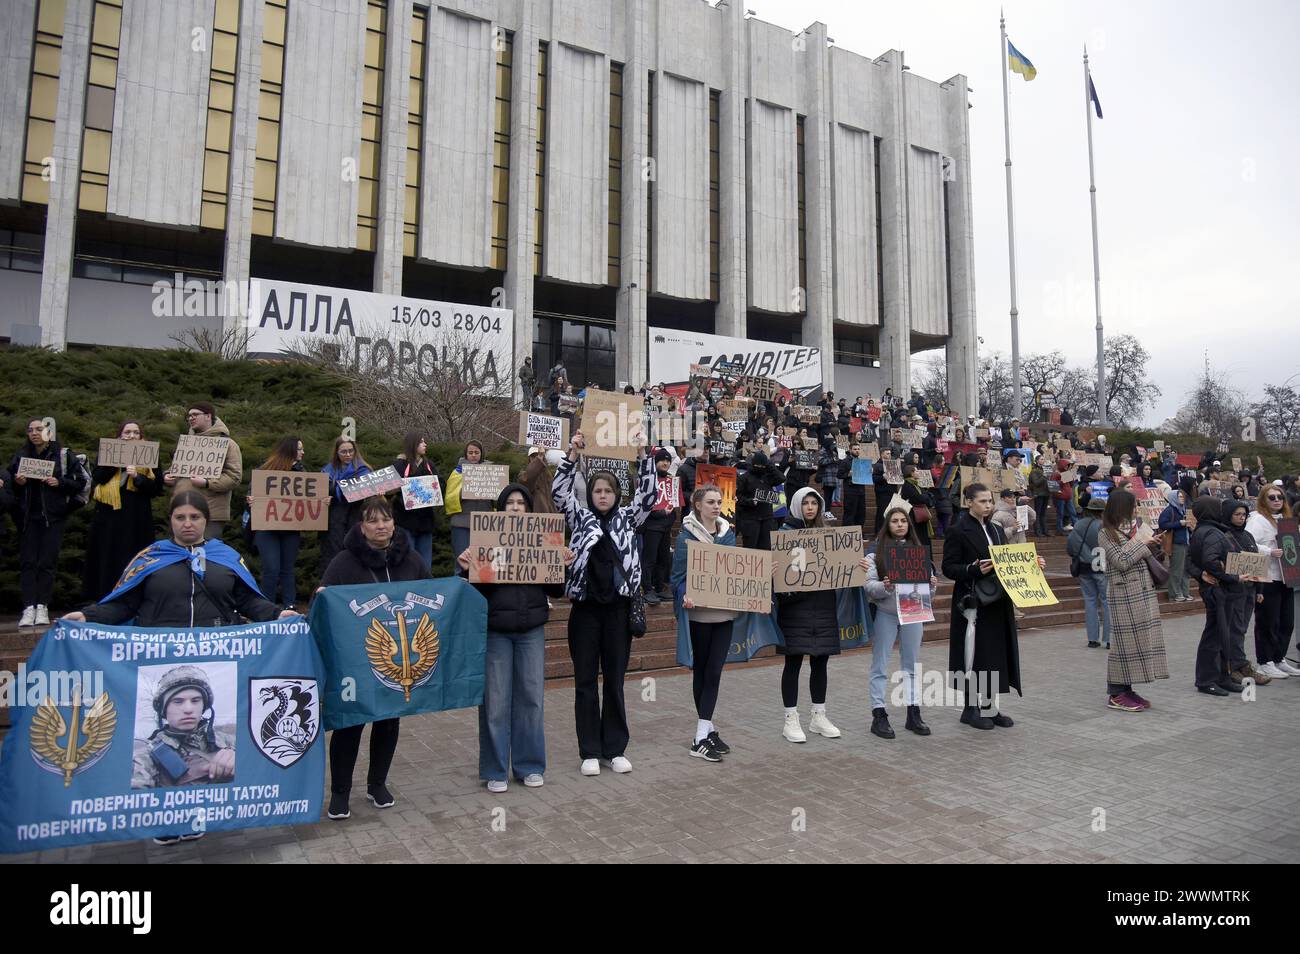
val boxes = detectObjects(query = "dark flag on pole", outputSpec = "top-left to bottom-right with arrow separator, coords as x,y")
1088,73 -> 1103,118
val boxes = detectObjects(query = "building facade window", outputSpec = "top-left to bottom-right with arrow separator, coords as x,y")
252,0 -> 288,237
533,40 -> 548,275
833,336 -> 880,368
80,0 -> 124,213
201,0 -> 240,230
709,88 -> 720,302
491,30 -> 512,271
874,135 -> 884,326
403,5 -> 425,258
532,315 -> 616,391
607,62 -> 623,288
356,0 -> 387,252
795,113 -> 806,303
646,71 -> 654,295
0,230 -> 45,272
21,0 -> 64,205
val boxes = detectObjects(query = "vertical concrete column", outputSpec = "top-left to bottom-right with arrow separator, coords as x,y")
373,0 -> 412,295
36,0 -> 94,350
616,0 -> 649,388
944,76 -> 978,417
503,0 -> 538,402
800,22 -> 835,392
223,0 -> 265,341
875,51 -> 910,399
715,0 -> 746,337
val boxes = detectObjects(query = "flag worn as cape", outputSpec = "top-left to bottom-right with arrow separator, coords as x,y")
102,539 -> 262,604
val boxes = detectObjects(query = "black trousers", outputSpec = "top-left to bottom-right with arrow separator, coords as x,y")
639,519 -> 674,592
781,653 -> 829,707
1195,588 -> 1248,687
689,619 -> 733,720
1254,581 -> 1295,664
1033,497 -> 1049,536
736,516 -> 774,550
19,518 -> 65,606
841,492 -> 866,530
329,718 -> 400,794
568,597 -> 632,760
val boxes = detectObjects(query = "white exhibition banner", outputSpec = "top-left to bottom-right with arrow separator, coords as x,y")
648,327 -> 823,400
246,279 -> 514,397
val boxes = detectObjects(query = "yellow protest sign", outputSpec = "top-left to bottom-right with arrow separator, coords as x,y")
988,543 -> 1058,608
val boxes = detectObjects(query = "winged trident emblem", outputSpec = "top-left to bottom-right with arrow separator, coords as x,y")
30,690 -> 118,787
365,604 -> 440,702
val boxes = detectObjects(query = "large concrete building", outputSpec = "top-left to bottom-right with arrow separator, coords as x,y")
0,0 -> 978,411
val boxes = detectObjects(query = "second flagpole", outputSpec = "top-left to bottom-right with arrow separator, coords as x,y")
1085,48 -> 1108,426
1000,12 -> 1022,421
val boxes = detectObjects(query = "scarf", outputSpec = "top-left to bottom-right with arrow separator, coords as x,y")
682,513 -> 728,544
92,466 -> 156,510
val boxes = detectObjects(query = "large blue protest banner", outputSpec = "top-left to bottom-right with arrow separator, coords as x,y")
309,577 -> 487,731
0,618 -> 326,853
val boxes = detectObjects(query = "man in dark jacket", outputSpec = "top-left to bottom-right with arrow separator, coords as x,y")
639,449 -> 678,603
735,451 -> 782,549
678,447 -> 705,518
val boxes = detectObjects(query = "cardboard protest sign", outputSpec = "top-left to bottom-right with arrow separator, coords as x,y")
461,463 -> 511,500
557,393 -> 580,414
851,459 -> 874,485
794,449 -> 817,470
169,434 -> 230,479
250,470 -> 330,530
899,430 -> 925,449
579,388 -> 643,461
519,412 -> 569,451
696,463 -> 737,518
795,405 -> 821,423
584,456 -> 632,501
401,475 -> 443,509
16,457 -> 55,479
1017,505 -> 1031,532
685,541 -> 772,613
1055,439 -> 1072,454
738,375 -> 781,401
1277,519 -> 1300,587
882,459 -> 904,485
801,436 -> 820,451
855,442 -> 880,461
1135,486 -> 1165,524
1154,440 -> 1165,453
975,428 -> 990,440
1231,457 -> 1242,473
466,512 -> 566,585
718,399 -> 749,422
835,434 -> 849,450
877,542 -> 930,584
1059,467 -> 1079,484
896,584 -> 935,624
338,465 -> 403,502
989,543 -> 1058,608
770,526 -> 866,593
97,439 -> 160,469
915,468 -> 935,489
1226,551 -> 1270,583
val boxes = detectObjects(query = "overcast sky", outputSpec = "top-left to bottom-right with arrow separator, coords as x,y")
740,0 -> 1300,424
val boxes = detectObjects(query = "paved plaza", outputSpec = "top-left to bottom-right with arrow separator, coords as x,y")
5,611 -> 1300,864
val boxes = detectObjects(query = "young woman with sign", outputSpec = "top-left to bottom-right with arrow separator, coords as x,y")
84,420 -> 164,602
670,484 -> 740,762
864,505 -> 939,739
246,436 -> 305,608
320,437 -> 372,571
1246,487 -> 1298,677
553,430 -> 657,777
1098,489 -> 1169,712
391,431 -> 436,568
445,439 -> 494,562
777,488 -> 844,743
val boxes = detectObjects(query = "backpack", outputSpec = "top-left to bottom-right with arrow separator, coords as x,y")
61,447 -> 92,512
1066,516 -> 1099,577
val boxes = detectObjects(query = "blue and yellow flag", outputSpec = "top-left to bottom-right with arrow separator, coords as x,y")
1007,40 -> 1036,81
1088,73 -> 1103,118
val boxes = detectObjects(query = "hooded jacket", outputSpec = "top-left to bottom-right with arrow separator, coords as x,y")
736,453 -> 782,520
319,518 -> 430,586
1221,499 -> 1258,591
462,483 -> 563,632
1157,489 -> 1190,546
775,488 -> 840,656
171,418 -> 242,522
1187,497 -> 1244,591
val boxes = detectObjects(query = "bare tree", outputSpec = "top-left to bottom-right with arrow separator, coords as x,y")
1054,366 -> 1100,424
1248,384 -> 1300,447
1170,360 -> 1247,440
1017,350 -> 1068,418
169,324 -> 249,361
1100,334 -> 1161,426
977,351 -> 1015,421
912,354 -> 949,409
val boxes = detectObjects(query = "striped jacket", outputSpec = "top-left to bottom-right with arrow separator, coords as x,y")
553,455 -> 657,602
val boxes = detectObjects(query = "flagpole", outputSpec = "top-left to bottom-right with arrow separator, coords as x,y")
1084,48 -> 1108,426
1000,12 -> 1023,421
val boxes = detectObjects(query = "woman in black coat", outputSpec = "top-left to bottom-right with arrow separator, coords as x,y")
941,482 -> 1040,730
317,495 -> 429,821
777,488 -> 843,744
83,420 -> 165,602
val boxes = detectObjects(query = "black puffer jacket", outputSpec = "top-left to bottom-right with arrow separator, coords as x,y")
774,492 -> 840,657
735,454 -> 782,520
463,483 -> 563,633
1187,497 -> 1241,591
320,521 -> 429,586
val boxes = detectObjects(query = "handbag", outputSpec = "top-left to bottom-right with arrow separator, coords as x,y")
1144,551 -> 1169,588
972,572 -> 1005,606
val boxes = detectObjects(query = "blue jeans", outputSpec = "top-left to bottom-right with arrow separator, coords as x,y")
255,530 -> 300,605
1078,571 -> 1110,646
409,530 -> 433,569
478,625 -> 547,781
1054,497 -> 1077,532
869,611 -> 923,708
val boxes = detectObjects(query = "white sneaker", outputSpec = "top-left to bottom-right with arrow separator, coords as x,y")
486,779 -> 507,793
1277,660 -> 1300,677
34,605 -> 49,626
808,710 -> 842,738
18,606 -> 36,627
580,758 -> 600,776
602,756 -> 632,774
1260,662 -> 1288,679
522,774 -> 544,788
782,710 -> 807,743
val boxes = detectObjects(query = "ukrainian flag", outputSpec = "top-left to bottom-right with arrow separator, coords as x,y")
1007,40 -> 1037,81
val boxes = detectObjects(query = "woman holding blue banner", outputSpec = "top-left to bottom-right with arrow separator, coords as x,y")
64,492 -> 292,629
671,484 -> 736,762
317,496 -> 429,819
553,430 -> 656,778
457,483 -> 573,793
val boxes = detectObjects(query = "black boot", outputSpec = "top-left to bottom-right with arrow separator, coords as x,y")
870,707 -> 895,739
959,705 -> 994,730
905,705 -> 931,736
